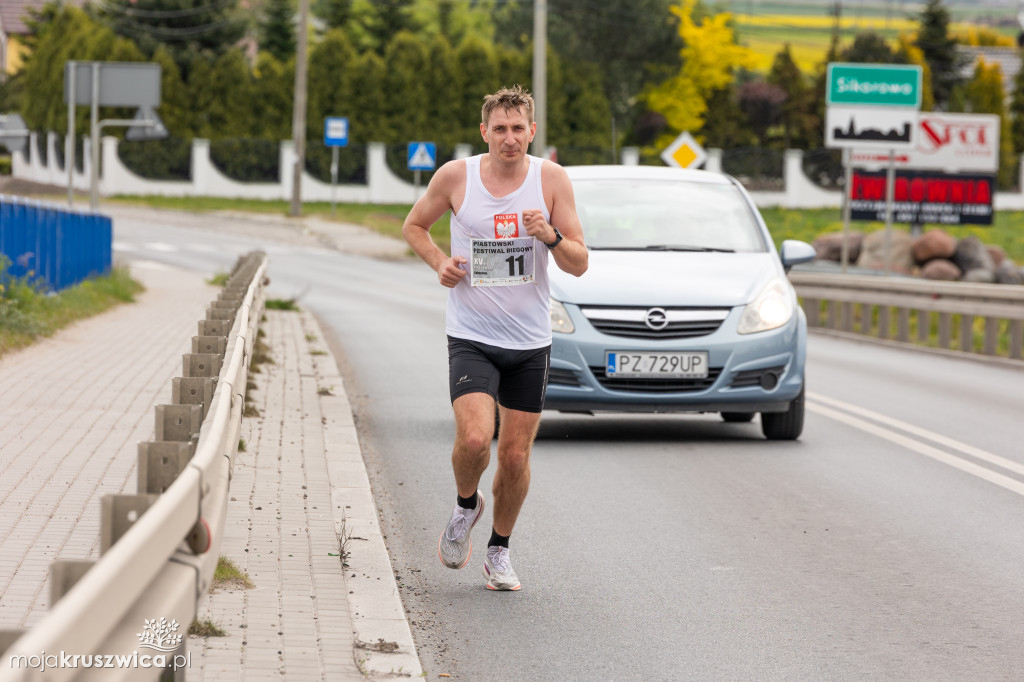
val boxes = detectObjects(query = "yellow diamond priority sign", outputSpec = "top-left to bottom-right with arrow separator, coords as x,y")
660,131 -> 707,169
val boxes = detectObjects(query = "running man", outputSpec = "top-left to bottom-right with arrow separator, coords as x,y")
402,85 -> 587,590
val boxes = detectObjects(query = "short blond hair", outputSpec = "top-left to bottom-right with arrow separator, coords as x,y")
481,85 -> 535,127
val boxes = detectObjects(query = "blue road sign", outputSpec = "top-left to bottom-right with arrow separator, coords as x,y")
408,142 -> 437,171
324,117 -> 349,147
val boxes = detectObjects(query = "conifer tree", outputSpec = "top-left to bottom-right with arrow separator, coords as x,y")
260,0 -> 297,62
767,44 -> 812,148
915,0 -> 965,110
1009,59 -> 1024,154
97,0 -> 246,79
315,0 -> 353,32
964,60 -> 1015,189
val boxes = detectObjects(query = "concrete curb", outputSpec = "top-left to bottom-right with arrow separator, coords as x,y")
301,310 -> 423,679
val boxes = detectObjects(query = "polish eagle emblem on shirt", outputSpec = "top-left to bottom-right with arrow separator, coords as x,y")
493,213 -> 519,239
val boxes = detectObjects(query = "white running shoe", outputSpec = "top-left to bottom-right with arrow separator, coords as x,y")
483,546 -> 521,591
437,492 -> 485,569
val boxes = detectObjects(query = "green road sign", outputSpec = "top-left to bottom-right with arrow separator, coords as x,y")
827,63 -> 922,109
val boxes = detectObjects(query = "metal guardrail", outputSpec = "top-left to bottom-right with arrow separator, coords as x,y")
791,271 -> 1024,364
0,251 -> 268,681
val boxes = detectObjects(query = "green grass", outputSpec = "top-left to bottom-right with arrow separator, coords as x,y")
265,298 -> 300,311
213,556 -> 254,590
188,619 -> 227,637
0,262 -> 144,358
759,207 -> 1024,263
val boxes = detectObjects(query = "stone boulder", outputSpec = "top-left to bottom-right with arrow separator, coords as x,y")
856,229 -> 915,274
963,268 -> 997,283
951,235 -> 995,274
995,260 -> 1024,285
986,245 -> 1007,267
920,259 -> 962,281
911,228 -> 956,264
812,232 -> 863,262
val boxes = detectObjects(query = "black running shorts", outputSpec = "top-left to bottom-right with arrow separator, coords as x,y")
447,336 -> 551,414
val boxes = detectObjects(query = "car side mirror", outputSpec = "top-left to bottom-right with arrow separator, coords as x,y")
779,240 -> 816,273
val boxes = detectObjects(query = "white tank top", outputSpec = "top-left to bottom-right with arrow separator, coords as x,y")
446,154 -> 552,350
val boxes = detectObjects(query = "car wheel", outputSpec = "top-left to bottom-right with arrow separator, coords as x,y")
721,412 -> 755,423
761,388 -> 804,441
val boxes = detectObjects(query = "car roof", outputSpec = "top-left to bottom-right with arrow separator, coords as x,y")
563,164 -> 735,186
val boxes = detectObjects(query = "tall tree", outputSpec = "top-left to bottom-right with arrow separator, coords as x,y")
251,52 -> 293,140
737,80 -> 786,148
151,45 -> 191,137
492,0 -> 682,137
840,32 -> 906,64
348,0 -> 418,54
348,51 -> 387,142
454,34 -> 498,144
1010,57 -> 1024,155
260,0 -> 296,62
896,33 -> 935,111
915,0 -> 965,111
963,60 -> 1015,189
306,29 -> 355,139
382,31 -> 430,143
645,0 -> 756,149
314,0 -> 353,32
767,44 -> 813,148
424,34 -> 460,150
700,86 -> 754,150
97,0 -> 248,79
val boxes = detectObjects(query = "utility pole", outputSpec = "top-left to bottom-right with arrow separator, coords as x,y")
531,0 -> 547,158
290,0 -> 310,217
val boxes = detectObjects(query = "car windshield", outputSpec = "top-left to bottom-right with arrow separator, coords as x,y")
572,178 -> 767,253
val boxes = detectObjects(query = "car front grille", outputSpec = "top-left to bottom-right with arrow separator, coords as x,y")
581,307 -> 730,340
729,365 -> 786,389
589,366 -> 722,393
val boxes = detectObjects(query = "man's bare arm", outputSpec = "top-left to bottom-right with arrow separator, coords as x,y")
522,162 -> 588,277
401,161 -> 469,288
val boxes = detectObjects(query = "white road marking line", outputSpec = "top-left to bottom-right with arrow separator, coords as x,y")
144,242 -> 178,252
809,391 -> 1024,478
111,241 -> 135,252
807,401 -> 1024,498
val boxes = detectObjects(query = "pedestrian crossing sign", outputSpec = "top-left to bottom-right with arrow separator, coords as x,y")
408,142 -> 437,171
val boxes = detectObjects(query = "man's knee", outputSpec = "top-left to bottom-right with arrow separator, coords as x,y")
455,422 -> 493,457
496,446 -> 530,475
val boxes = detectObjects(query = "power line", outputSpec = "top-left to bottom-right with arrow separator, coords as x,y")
100,0 -> 238,20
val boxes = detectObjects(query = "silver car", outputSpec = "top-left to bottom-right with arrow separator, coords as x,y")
545,165 -> 816,440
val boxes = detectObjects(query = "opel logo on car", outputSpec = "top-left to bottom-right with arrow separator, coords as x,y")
644,307 -> 669,331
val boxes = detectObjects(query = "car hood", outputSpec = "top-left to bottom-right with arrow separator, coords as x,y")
548,250 -> 782,307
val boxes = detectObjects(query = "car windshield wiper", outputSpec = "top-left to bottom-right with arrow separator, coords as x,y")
592,244 -> 735,253
638,245 -> 737,253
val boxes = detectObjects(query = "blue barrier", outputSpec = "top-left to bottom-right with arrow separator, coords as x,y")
0,195 -> 112,291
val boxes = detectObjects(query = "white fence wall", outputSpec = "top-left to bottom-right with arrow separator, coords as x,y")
13,133 -> 1024,210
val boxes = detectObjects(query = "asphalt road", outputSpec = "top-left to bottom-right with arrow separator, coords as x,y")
109,205 -> 1024,681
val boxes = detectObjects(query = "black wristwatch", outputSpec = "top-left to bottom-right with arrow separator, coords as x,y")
545,227 -> 563,249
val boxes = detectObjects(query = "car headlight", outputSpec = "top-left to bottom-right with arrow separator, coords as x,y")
737,277 -> 795,334
550,298 -> 575,334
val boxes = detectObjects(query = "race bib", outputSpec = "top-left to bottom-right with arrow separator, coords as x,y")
470,237 -> 536,287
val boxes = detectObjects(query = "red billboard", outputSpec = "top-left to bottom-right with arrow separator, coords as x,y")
850,169 -> 994,225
